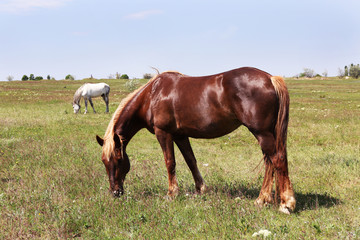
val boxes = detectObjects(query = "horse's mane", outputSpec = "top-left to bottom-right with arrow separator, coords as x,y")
102,74 -> 160,161
73,84 -> 86,105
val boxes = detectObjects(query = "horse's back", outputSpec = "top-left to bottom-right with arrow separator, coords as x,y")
83,83 -> 110,97
148,67 -> 278,138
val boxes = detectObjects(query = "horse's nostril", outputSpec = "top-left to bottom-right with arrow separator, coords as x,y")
113,190 -> 121,197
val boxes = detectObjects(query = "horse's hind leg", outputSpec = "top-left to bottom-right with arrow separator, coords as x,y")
102,94 -> 109,113
273,151 -> 296,214
88,97 -> 96,113
155,128 -> 179,197
253,131 -> 295,213
175,137 -> 207,194
252,132 -> 276,207
256,154 -> 275,206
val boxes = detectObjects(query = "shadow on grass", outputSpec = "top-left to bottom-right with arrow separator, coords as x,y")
124,180 -> 341,213
293,192 -> 341,213
205,181 -> 341,213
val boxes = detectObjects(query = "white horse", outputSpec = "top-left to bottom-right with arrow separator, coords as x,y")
72,83 -> 110,114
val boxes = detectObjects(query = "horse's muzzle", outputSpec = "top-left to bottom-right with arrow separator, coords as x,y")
112,189 -> 123,198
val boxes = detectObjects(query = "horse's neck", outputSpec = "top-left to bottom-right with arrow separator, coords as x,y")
114,96 -> 144,141
73,86 -> 84,104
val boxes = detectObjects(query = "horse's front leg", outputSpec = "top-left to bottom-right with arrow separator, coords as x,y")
155,127 -> 179,197
84,99 -> 88,114
88,97 -> 96,113
175,137 -> 207,194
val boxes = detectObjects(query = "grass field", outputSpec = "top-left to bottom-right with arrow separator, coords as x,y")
0,77 -> 359,239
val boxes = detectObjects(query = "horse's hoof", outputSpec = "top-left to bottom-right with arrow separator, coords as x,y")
254,195 -> 272,208
279,205 -> 291,215
197,184 -> 209,194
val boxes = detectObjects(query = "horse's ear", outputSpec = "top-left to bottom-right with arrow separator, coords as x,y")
96,135 -> 104,146
113,134 -> 121,149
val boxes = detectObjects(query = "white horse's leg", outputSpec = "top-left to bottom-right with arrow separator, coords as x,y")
102,94 -> 109,113
84,98 -> 88,114
89,97 -> 96,113
105,95 -> 109,113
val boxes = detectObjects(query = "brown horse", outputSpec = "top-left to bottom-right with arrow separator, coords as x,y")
96,67 -> 296,214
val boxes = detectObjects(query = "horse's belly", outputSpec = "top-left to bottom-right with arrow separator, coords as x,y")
175,118 -> 241,139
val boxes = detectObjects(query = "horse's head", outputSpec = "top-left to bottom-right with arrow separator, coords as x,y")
96,133 -> 130,197
73,103 -> 80,114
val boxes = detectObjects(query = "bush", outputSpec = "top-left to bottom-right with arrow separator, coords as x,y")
120,74 -> 129,79
143,73 -> 153,79
125,79 -> 139,91
29,74 -> 35,81
47,75 -> 51,80
22,75 -> 29,81
35,76 -> 43,81
299,68 -> 316,78
65,74 -> 75,80
349,64 -> 360,79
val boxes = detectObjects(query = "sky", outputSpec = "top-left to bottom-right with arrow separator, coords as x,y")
1,0 -> 360,81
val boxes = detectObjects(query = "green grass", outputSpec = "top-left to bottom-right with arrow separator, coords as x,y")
0,78 -> 359,239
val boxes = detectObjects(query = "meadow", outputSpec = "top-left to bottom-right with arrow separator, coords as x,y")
0,77 -> 359,239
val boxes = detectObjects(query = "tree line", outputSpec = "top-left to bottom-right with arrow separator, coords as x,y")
19,73 -> 130,81
6,64 -> 360,81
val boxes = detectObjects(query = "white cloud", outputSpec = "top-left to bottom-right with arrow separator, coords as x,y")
0,0 -> 71,13
124,9 -> 163,20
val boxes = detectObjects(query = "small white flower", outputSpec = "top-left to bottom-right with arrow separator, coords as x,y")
252,229 -> 272,238
203,163 -> 209,167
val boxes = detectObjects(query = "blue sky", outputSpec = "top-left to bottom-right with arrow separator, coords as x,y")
1,0 -> 359,80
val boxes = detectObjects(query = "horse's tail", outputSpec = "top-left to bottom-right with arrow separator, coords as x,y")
270,76 -> 289,162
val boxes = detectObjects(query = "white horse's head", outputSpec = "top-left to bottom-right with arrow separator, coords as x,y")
73,104 -> 80,114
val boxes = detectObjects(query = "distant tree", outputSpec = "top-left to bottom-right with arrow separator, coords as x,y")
35,76 -> 43,81
29,74 -> 35,81
349,64 -> 360,79
65,74 -> 75,80
47,75 -> 51,80
120,74 -> 129,79
22,75 -> 29,81
143,73 -> 153,79
344,66 -> 348,76
338,68 -> 345,78
116,72 -> 121,79
7,75 -> 14,81
322,70 -> 328,77
301,68 -> 316,78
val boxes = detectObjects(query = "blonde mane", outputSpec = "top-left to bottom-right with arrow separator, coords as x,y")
101,75 -> 159,161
